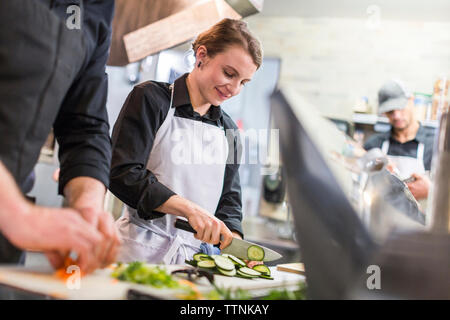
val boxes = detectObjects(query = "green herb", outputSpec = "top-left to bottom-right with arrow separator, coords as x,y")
111,261 -> 180,289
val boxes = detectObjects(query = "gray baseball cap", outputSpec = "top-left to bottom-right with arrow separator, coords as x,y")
378,79 -> 412,114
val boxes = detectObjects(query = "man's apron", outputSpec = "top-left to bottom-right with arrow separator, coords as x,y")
381,140 -> 426,180
381,139 -> 428,210
0,0 -> 86,263
116,85 -> 229,264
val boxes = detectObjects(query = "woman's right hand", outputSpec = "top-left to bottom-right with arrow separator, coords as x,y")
156,195 -> 234,250
2,204 -> 104,273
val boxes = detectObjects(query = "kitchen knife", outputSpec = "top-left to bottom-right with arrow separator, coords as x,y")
174,219 -> 283,262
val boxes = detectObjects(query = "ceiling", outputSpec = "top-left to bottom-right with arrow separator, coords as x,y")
259,0 -> 450,22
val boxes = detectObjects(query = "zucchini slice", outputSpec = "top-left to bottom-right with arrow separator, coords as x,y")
236,270 -> 258,278
259,274 -> 274,280
247,245 -> 265,261
193,253 -> 210,262
217,267 -> 237,277
238,267 -> 262,277
197,259 -> 216,269
252,264 -> 270,276
213,256 -> 235,271
225,254 -> 246,267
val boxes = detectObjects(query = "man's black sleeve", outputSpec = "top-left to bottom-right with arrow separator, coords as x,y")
109,84 -> 176,220
215,117 -> 244,238
53,1 -> 114,194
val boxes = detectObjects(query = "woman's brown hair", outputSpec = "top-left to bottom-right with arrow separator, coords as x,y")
192,18 -> 263,69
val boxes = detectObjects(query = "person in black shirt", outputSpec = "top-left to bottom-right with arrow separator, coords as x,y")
364,79 -> 435,202
0,0 -> 119,273
110,19 -> 263,264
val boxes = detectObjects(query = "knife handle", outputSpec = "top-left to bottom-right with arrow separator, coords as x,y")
174,219 -> 196,234
174,219 -> 221,248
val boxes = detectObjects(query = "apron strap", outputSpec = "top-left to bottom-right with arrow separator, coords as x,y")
417,142 -> 425,164
162,234 -> 188,264
169,83 -> 174,107
125,206 -> 199,263
148,85 -> 176,151
381,139 -> 389,154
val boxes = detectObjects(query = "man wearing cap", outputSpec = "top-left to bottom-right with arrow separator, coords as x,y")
364,79 -> 435,204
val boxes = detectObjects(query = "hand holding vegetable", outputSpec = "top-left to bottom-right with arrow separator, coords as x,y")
63,177 -> 121,271
0,162 -> 103,274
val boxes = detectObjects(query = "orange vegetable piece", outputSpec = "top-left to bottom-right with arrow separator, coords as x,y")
54,257 -> 85,281
176,279 -> 204,300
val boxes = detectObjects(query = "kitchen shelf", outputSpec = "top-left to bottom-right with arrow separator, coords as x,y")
352,113 -> 438,128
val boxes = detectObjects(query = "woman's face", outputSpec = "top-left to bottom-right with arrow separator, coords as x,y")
196,45 -> 258,106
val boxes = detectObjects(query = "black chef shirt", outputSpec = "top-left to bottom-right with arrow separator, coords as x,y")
364,124 -> 436,171
110,74 -> 244,237
0,0 -> 114,263
0,0 -> 114,193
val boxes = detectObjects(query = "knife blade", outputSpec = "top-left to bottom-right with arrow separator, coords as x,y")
174,219 -> 283,262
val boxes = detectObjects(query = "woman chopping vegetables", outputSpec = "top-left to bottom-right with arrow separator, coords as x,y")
109,19 -> 263,264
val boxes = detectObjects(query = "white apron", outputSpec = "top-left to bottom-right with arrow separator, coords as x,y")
381,139 -> 428,210
116,85 -> 229,264
381,140 -> 426,180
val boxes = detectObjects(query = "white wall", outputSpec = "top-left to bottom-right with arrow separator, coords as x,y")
245,16 -> 450,120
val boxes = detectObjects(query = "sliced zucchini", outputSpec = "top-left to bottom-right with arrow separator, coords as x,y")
238,267 -> 262,277
247,245 -> 265,261
193,253 -> 210,262
259,274 -> 274,280
252,264 -> 270,276
217,267 -> 236,277
197,259 -> 216,269
213,256 -> 235,271
224,254 -> 246,267
236,270 -> 258,278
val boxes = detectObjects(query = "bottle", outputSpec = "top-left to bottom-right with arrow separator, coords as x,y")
413,92 -> 430,122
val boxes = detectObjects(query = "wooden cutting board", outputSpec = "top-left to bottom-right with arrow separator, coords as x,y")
0,264 -> 305,299
276,263 -> 305,275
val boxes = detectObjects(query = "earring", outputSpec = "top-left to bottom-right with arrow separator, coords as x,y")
198,61 -> 202,68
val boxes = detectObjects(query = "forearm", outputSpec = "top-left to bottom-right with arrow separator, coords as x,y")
0,162 -> 30,232
63,177 -> 120,268
155,195 -> 196,218
63,176 -> 106,211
